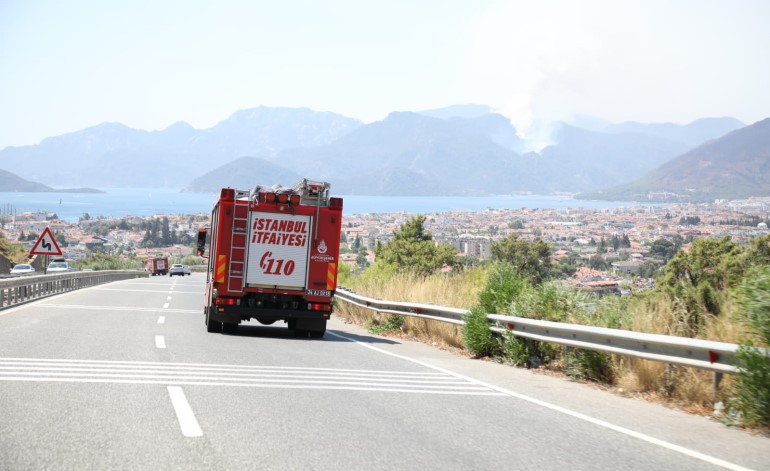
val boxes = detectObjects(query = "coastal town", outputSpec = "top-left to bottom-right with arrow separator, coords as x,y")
2,196 -> 770,292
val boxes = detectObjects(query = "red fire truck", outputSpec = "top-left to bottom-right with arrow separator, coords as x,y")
197,179 -> 343,338
145,256 -> 169,276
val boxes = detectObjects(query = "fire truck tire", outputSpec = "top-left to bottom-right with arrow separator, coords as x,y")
309,330 -> 325,339
206,311 -> 222,333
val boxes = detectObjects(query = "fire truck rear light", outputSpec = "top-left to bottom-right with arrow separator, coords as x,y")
216,297 -> 238,306
289,194 -> 300,205
278,193 -> 289,204
329,197 -> 343,210
221,188 -> 236,201
265,193 -> 277,203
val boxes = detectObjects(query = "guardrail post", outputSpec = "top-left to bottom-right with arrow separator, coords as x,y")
665,364 -> 674,395
712,372 -> 723,403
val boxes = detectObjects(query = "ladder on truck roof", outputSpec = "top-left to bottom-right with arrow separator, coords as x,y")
227,190 -> 251,292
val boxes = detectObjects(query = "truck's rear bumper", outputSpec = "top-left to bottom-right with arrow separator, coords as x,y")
207,305 -> 330,324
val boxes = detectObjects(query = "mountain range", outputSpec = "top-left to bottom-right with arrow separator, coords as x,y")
579,118 -> 770,201
0,104 -> 762,200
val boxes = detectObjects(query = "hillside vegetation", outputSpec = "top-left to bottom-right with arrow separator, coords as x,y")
337,216 -> 770,429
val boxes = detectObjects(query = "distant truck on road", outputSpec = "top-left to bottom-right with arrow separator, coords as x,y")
145,256 -> 169,276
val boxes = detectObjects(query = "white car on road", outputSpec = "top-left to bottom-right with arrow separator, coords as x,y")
10,264 -> 35,275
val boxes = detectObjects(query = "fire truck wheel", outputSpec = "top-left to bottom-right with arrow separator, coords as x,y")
206,312 -> 222,333
309,330 -> 325,339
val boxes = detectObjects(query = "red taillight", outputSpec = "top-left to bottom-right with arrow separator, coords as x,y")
265,193 -> 277,203
308,303 -> 330,311
221,188 -> 235,201
290,194 -> 300,205
278,193 -> 289,204
215,297 -> 238,306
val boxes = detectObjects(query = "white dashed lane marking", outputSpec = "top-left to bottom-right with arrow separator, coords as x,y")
167,386 -> 203,438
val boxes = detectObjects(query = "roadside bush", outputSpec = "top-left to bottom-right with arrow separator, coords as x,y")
732,344 -> 770,427
75,253 -> 142,270
370,314 -> 405,335
462,306 -> 498,358
476,263 -> 529,313
565,349 -> 615,383
463,264 -> 526,358
731,267 -> 770,427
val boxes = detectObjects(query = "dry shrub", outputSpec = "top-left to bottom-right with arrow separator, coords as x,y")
671,367 -> 718,407
403,317 -> 464,349
616,293 -> 744,407
335,267 -> 485,347
616,357 -> 666,393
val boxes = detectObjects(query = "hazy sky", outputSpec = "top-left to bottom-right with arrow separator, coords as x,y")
1,0 -> 768,149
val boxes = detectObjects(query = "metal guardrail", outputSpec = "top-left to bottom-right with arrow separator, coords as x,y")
0,270 -> 149,309
334,288 -> 744,374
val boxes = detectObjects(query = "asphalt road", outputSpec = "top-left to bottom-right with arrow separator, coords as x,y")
0,275 -> 768,470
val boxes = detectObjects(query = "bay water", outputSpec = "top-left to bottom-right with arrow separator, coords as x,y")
0,188 -> 639,223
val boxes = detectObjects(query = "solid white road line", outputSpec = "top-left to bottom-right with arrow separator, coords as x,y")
157,316 -> 166,324
155,336 -> 166,349
37,304 -> 198,314
326,331 -> 754,471
167,386 -> 203,437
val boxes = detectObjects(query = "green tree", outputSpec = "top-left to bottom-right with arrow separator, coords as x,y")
53,231 -> 68,248
374,215 -> 457,276
637,260 -> 661,279
649,238 -> 677,261
489,234 -> 552,284
661,236 -> 744,293
589,254 -> 607,270
658,236 -> 744,335
161,217 -> 171,246
621,234 -> 631,248
597,237 -> 607,254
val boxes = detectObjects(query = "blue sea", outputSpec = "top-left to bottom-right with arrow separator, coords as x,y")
0,188 -> 644,223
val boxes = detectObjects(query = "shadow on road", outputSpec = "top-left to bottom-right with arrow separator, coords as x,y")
222,323 -> 399,345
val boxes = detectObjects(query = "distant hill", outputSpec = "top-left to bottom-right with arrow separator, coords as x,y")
182,157 -> 302,193
578,118 -> 770,201
0,169 -> 102,193
602,117 -> 745,148
0,106 -> 362,188
269,111 -> 543,196
530,123 -> 691,192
